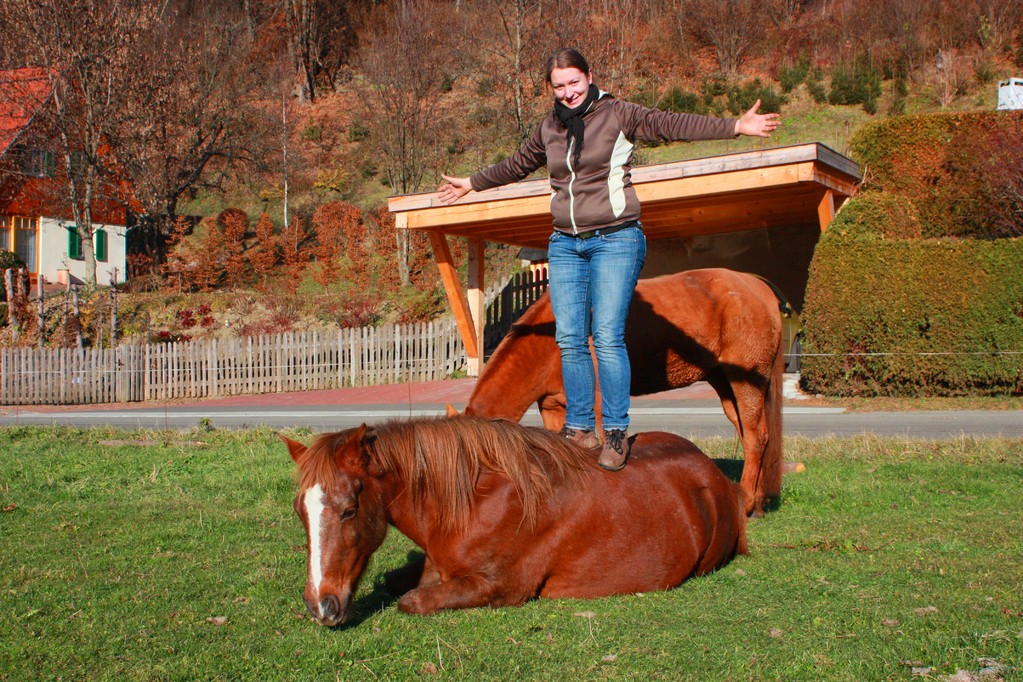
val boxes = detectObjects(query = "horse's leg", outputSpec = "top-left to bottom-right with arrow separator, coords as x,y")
538,393 -> 567,431
707,371 -> 771,517
729,380 -> 774,517
398,573 -> 522,615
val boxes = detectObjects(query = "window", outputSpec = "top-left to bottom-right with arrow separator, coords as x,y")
0,215 -> 9,251
14,216 -> 37,268
70,152 -> 87,180
95,229 -> 107,262
19,149 -> 56,178
67,226 -> 83,260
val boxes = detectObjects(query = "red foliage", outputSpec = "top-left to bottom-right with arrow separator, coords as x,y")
189,218 -> 227,292
176,308 -> 197,327
217,208 -> 251,289
249,212 -> 280,282
279,216 -> 311,293
311,201 -> 363,288
161,217 -> 193,291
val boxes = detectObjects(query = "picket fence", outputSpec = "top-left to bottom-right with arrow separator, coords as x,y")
0,269 -> 549,406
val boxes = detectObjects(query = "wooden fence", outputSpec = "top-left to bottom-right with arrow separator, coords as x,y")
0,269 -> 549,406
483,265 -> 548,354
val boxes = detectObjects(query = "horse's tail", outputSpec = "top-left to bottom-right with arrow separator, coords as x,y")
763,325 -> 785,505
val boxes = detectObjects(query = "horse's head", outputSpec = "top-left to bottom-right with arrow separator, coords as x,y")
284,425 -> 388,627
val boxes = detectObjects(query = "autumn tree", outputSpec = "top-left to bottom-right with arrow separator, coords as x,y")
356,0 -> 455,196
670,0 -> 771,77
161,216 -> 194,292
218,208 -> 250,289
280,0 -> 369,102
279,215 -> 311,293
189,218 -> 228,292
111,1 -> 278,265
550,0 -> 645,97
356,0 -> 458,285
459,0 -> 555,141
250,212 -> 281,283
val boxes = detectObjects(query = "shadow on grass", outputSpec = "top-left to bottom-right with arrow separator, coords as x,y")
712,458 -> 782,515
335,550 -> 424,630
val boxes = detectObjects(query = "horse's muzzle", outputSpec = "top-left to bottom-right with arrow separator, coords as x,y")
306,592 -> 350,627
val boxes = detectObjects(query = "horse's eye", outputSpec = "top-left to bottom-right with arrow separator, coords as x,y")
340,507 -> 357,521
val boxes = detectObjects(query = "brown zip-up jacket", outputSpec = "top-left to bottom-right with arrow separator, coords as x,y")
469,93 -> 738,234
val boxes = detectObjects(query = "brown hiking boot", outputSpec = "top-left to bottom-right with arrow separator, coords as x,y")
598,429 -> 630,471
559,426 -> 600,450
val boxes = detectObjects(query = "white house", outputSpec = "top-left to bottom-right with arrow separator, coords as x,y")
40,217 -> 129,285
0,67 -> 129,286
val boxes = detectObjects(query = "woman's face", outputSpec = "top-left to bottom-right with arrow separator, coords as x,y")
550,67 -> 592,109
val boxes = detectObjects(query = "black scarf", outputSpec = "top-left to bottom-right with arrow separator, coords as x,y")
554,84 -> 601,167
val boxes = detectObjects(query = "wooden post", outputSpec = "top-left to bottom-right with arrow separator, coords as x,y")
71,284 -> 83,349
817,189 -> 836,232
466,238 -> 485,376
116,343 -> 129,403
36,273 -> 44,348
427,230 -> 479,364
109,268 -> 118,347
5,268 -> 19,341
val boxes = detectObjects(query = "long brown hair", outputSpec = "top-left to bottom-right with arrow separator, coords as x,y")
544,48 -> 590,84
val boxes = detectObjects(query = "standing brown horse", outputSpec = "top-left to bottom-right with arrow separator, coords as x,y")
461,268 -> 784,516
284,416 -> 747,626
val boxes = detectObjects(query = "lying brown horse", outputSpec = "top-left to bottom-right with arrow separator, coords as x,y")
461,268 -> 785,517
284,416 -> 747,626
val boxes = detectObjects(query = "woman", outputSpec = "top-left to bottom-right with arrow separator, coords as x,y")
438,48 -> 780,471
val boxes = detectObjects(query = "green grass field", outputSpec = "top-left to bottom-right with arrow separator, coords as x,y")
1,427 -> 1021,681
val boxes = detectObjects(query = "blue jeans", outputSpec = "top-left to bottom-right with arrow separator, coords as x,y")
547,224 -> 646,432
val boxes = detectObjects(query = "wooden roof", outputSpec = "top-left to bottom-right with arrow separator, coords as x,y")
388,143 -> 861,248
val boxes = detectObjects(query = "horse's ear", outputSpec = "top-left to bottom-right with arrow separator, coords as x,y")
358,425 -> 385,478
445,403 -> 460,417
462,405 -> 477,417
335,424 -> 368,470
281,435 -> 307,463
335,424 -> 383,477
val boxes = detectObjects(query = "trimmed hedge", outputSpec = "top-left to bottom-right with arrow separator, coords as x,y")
801,234 -> 1023,396
850,110 -> 1023,239
801,111 -> 1023,396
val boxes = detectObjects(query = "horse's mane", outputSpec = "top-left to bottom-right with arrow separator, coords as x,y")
299,416 -> 595,534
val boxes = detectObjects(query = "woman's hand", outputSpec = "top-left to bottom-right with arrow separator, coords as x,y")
437,175 -> 473,204
735,99 -> 781,138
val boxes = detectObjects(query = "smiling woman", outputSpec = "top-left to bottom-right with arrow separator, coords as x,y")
437,47 -> 780,472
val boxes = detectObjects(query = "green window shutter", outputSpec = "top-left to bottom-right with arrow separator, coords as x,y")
95,229 -> 108,262
67,227 -> 82,260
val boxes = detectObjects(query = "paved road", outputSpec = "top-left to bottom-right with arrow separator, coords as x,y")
2,401 -> 1021,439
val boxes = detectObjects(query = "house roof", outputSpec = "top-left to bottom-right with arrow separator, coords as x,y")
0,67 -> 53,157
388,143 -> 861,249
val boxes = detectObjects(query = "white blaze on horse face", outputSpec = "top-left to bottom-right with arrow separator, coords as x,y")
304,484 -> 327,595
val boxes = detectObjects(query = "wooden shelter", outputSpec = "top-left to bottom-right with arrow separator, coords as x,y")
388,142 -> 860,375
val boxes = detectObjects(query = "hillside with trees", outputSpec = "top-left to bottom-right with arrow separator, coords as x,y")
1,0 -> 1021,349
